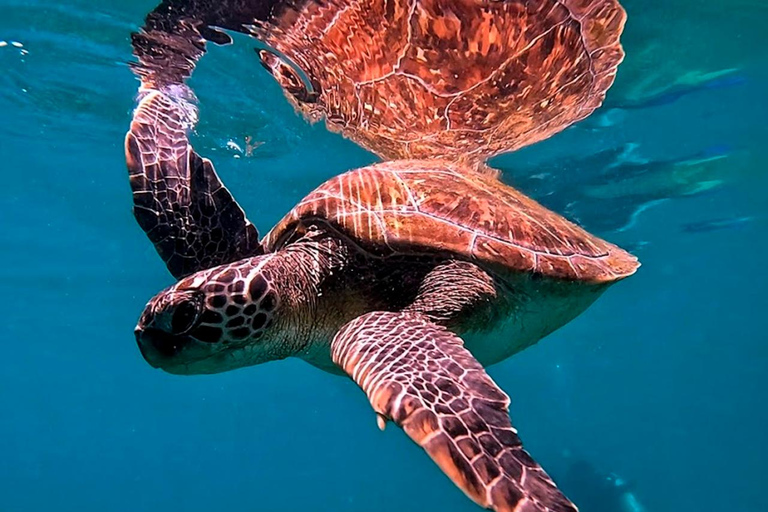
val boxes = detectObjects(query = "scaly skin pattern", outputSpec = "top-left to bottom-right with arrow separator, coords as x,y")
126,90 -> 261,278
255,0 -> 626,166
135,231 -> 355,374
125,2 -> 637,510
136,254 -> 293,374
266,159 -> 640,284
332,311 -> 577,512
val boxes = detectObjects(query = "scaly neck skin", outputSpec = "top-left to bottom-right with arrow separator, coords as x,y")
263,232 -> 351,358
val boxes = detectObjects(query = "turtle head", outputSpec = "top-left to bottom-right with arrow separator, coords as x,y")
134,257 -> 288,374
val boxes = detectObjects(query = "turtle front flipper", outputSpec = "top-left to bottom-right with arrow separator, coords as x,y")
126,4 -> 263,279
331,311 -> 576,512
126,90 -> 261,279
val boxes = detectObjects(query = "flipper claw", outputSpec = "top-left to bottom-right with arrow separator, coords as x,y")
376,413 -> 388,431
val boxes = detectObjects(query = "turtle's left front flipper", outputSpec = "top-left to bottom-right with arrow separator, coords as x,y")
331,311 -> 576,512
126,90 -> 261,279
126,3 -> 262,279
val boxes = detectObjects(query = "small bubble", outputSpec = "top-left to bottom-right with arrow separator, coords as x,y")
0,41 -> 7,47
226,139 -> 243,153
11,41 -> 23,48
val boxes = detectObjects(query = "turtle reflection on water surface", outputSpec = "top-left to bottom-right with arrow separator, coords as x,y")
126,0 -> 636,511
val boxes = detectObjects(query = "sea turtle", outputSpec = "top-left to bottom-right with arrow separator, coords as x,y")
130,0 -> 626,167
126,90 -> 637,512
252,0 -> 627,166
126,0 -> 633,510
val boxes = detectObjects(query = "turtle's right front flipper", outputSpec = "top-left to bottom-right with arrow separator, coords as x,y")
126,90 -> 261,279
332,311 -> 576,512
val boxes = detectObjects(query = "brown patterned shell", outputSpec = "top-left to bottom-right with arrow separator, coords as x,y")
255,0 -> 626,165
265,160 -> 639,283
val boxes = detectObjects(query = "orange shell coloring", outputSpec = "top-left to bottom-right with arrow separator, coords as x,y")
257,0 -> 626,165
265,160 -> 639,283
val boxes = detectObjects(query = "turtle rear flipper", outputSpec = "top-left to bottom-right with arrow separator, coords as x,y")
126,90 -> 261,279
332,311 -> 576,512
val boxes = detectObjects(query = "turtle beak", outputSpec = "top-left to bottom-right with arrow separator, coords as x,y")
134,316 -> 219,375
134,288 -> 203,372
135,326 -> 188,368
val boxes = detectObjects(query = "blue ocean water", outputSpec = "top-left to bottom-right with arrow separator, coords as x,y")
1,1 -> 766,511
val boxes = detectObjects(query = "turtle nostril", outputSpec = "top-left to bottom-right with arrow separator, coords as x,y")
138,328 -> 188,358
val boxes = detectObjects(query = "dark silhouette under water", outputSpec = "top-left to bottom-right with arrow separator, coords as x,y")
501,143 -> 733,235
606,71 -> 747,110
681,215 -> 754,234
553,457 -> 649,512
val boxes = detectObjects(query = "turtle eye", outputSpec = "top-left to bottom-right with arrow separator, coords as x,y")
258,49 -> 319,103
171,298 -> 202,334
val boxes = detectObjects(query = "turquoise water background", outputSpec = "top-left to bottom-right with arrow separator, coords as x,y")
1,1 -> 766,511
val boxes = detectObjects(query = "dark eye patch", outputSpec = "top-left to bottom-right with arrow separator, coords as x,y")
231,327 -> 250,340
248,275 -> 268,300
171,300 -> 200,334
191,325 -> 222,343
226,316 -> 245,328
209,283 -> 226,293
218,269 -> 238,284
229,280 -> 245,294
251,313 -> 268,330
201,309 -> 223,325
209,295 -> 227,308
260,292 -> 277,312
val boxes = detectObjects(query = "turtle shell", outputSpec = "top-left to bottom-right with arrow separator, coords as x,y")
255,0 -> 626,165
264,160 -> 639,283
